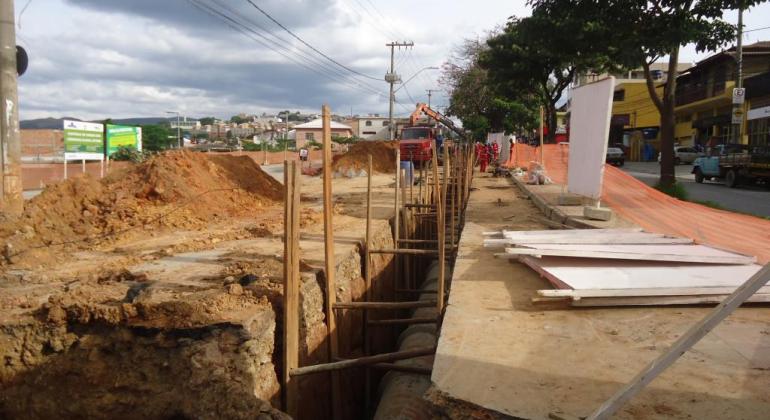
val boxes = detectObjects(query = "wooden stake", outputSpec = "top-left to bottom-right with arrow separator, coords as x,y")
364,154 -> 373,416
290,346 -> 436,377
282,160 -> 300,418
321,105 -> 341,419
394,148 -> 401,292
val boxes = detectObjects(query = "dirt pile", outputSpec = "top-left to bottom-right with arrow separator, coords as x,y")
332,141 -> 398,176
1,150 -> 283,266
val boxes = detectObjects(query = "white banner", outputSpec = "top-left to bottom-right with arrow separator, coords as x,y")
748,105 -> 770,121
567,77 -> 615,200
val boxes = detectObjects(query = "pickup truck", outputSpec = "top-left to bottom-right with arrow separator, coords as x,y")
692,144 -> 770,188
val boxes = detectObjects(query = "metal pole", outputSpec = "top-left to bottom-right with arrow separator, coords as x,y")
177,113 -> 181,148
0,0 -> 23,215
734,3 -> 744,144
388,44 -> 395,141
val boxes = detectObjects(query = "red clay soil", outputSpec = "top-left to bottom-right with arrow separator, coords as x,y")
1,150 -> 283,266
505,144 -> 770,264
332,141 -> 398,174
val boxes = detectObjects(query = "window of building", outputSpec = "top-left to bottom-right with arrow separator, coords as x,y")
365,121 -> 372,126
748,117 -> 769,147
305,132 -> 314,141
613,89 -> 625,102
382,121 -> 388,126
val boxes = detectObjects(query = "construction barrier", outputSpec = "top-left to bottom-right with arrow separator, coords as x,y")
505,144 -> 770,264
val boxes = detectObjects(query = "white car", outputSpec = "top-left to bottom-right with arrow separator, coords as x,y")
658,146 -> 703,165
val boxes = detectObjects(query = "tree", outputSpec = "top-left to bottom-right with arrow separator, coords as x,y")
441,37 -> 539,139
532,0 -> 750,186
230,115 -> 249,124
141,124 -> 174,151
199,117 -> 216,126
481,4 -> 617,143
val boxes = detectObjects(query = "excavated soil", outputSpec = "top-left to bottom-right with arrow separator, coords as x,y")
332,141 -> 398,176
0,150 -> 284,268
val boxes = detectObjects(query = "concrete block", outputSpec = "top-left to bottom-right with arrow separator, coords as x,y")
557,194 -> 583,206
583,205 -> 613,221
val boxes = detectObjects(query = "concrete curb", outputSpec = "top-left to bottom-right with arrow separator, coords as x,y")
510,176 -> 597,229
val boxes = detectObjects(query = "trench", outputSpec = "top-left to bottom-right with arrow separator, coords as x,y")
0,152 -> 469,420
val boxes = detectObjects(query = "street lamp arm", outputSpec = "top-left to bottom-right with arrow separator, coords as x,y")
394,66 -> 439,93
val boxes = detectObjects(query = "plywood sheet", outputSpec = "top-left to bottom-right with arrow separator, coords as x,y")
504,244 -> 755,264
521,256 -> 763,290
567,77 -> 615,199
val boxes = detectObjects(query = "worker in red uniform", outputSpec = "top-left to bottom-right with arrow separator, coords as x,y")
491,142 -> 500,163
474,141 -> 483,165
478,142 -> 489,173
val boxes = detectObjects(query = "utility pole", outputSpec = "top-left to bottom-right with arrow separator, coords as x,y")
426,89 -> 437,108
732,3 -> 745,144
0,1 -> 22,216
385,41 -> 413,141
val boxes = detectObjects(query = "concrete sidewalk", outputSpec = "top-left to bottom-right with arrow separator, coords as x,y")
430,173 -> 770,419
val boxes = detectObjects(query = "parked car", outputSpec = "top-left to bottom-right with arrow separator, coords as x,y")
657,146 -> 704,165
606,147 -> 625,166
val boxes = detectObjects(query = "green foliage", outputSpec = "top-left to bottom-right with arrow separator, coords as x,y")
199,117 -> 216,126
230,115 -> 249,124
530,0 -> 754,183
332,135 -> 355,145
305,140 -> 322,150
110,146 -> 148,162
242,141 -> 262,151
654,181 -> 689,200
440,37 -> 538,137
141,124 -> 175,151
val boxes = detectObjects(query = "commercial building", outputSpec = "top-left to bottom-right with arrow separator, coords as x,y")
355,115 -> 390,139
673,41 -> 770,146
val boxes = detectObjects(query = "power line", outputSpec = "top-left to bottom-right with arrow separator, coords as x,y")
744,25 -> 770,33
186,0 -> 384,98
243,0 -> 382,81
208,0 -> 383,94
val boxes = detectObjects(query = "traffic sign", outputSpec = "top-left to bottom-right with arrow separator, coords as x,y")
732,107 -> 744,124
732,88 -> 745,104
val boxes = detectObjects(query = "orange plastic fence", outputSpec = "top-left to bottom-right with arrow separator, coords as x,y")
504,144 -> 770,264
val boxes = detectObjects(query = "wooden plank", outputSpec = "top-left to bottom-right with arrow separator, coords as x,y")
370,248 -> 439,256
502,228 -> 642,237
520,256 -> 764,291
436,141 -> 446,313
282,161 -> 299,417
539,286 -> 770,298
501,246 -> 754,265
363,154 -> 373,414
320,105 -> 341,420
587,263 -> 770,419
290,346 -> 436,377
569,293 -> 770,307
484,236 -> 694,247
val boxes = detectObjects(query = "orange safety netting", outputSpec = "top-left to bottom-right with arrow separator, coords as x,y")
503,144 -> 770,264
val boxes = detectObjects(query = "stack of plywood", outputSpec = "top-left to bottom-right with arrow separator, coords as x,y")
483,228 -> 766,306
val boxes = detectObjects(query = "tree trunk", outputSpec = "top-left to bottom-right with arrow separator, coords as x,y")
545,102 -> 557,143
658,48 -> 680,187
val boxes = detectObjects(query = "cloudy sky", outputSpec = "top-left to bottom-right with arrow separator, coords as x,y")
14,0 -> 770,121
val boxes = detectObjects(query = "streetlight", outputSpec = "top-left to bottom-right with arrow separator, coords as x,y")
166,111 -> 181,148
390,66 -> 438,140
394,66 -> 439,95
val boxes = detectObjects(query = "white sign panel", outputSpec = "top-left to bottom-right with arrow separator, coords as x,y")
732,107 -> 744,125
732,88 -> 745,104
63,119 -> 104,161
748,105 -> 770,121
567,77 -> 615,200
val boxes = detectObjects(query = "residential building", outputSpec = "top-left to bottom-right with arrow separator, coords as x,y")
674,41 -> 770,146
293,119 -> 353,149
355,115 -> 390,139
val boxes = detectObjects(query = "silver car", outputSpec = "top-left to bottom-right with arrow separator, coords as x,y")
658,146 -> 703,165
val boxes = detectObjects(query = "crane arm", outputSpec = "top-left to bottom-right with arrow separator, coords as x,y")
409,103 -> 466,140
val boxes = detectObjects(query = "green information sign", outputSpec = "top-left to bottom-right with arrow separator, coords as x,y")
106,124 -> 142,156
63,120 -> 104,160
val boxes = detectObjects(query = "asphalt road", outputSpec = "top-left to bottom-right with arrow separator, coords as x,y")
620,161 -> 770,218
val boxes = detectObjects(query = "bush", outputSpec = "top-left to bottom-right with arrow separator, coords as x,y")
654,181 -> 688,200
110,147 -> 148,162
242,141 -> 262,151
